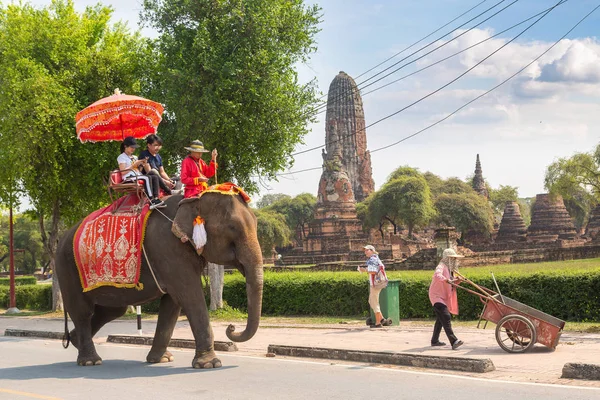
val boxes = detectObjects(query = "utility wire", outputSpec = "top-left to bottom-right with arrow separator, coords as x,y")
292,0 -> 562,158
361,0 -> 568,99
308,0 -> 516,116
371,1 -> 599,154
277,0 -> 593,178
354,0 -> 489,80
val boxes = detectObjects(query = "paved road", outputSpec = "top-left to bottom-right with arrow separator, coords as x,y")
1,337 -> 600,400
3,316 -> 600,387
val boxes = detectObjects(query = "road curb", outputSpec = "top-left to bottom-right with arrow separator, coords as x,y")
4,328 -> 65,340
561,363 -> 600,381
3,329 -> 237,352
267,344 -> 495,373
107,334 -> 238,352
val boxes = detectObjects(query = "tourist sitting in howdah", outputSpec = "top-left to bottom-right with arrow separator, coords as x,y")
117,136 -> 166,210
180,140 -> 218,198
139,134 -> 176,196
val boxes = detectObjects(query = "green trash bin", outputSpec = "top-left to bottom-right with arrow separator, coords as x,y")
369,280 -> 400,326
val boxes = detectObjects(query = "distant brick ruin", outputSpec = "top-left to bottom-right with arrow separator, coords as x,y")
527,194 -> 577,242
324,71 -> 375,202
282,72 -> 377,264
496,201 -> 527,243
472,154 -> 489,199
278,80 -> 600,268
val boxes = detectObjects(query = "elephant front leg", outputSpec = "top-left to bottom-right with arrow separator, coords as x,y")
176,286 -> 221,369
147,295 -> 179,364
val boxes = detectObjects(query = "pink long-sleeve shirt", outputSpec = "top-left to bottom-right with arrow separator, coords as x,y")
428,261 -> 459,315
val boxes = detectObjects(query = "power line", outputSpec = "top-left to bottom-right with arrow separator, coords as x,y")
292,0 -> 560,158
313,0 -> 491,104
360,0 -> 569,99
308,0 -> 517,117
371,1 -> 599,154
277,0 -> 595,178
354,0 -> 490,80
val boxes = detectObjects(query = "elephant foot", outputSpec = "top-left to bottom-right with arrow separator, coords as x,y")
77,354 -> 103,366
192,350 -> 222,369
147,350 -> 175,364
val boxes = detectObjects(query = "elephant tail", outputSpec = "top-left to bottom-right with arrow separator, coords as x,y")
62,308 -> 71,349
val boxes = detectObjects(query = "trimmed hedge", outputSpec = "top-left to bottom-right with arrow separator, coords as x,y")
5,268 -> 600,322
0,276 -> 37,286
0,284 -> 52,310
222,269 -> 600,322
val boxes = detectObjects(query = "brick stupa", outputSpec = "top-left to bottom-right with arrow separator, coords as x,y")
303,72 -> 371,257
527,194 -> 577,242
496,201 -> 527,243
584,204 -> 600,240
472,154 -> 489,199
324,71 -> 374,202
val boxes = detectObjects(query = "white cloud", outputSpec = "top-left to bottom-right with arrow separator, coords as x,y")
539,39 -> 600,83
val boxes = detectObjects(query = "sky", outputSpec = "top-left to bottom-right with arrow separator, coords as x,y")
25,0 -> 600,202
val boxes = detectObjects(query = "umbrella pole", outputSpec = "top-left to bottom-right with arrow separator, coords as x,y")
120,114 -> 124,140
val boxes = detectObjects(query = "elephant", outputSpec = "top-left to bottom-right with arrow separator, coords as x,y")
54,192 -> 263,368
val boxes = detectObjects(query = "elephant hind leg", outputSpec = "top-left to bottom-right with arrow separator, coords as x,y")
65,300 -> 102,366
70,305 -> 128,349
147,295 -> 180,364
70,305 -> 127,366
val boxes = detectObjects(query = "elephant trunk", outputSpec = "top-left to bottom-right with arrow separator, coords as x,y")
226,252 -> 263,342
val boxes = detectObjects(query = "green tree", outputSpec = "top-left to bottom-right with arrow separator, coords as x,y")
0,214 -> 45,274
489,185 -> 519,213
423,172 -> 445,199
438,177 -> 474,196
517,198 -> 532,227
367,176 -> 435,237
358,193 -> 389,241
0,0 -> 150,309
141,0 -> 321,193
256,193 -> 292,209
386,166 -> 422,183
266,193 -> 316,245
434,192 -> 494,240
545,149 -> 599,229
254,208 -> 291,257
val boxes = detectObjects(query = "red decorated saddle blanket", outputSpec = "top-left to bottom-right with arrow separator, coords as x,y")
73,195 -> 151,292
202,182 -> 251,203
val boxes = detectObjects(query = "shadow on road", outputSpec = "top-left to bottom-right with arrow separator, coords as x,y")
0,361 -> 237,380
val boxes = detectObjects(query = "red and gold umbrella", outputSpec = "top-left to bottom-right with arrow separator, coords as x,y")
75,89 -> 164,143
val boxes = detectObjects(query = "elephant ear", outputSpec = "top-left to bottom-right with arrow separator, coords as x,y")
171,197 -> 200,248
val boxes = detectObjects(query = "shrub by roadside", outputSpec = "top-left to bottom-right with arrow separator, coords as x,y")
4,269 -> 599,322
223,270 -> 600,322
0,276 -> 37,286
0,284 -> 52,310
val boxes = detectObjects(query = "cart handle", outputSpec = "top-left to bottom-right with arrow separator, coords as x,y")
449,272 -> 505,305
454,271 -> 499,297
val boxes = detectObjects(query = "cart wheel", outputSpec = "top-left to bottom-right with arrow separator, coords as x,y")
366,317 -> 373,326
495,314 -> 537,353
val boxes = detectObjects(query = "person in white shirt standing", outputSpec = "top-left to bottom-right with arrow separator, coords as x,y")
358,245 -> 389,328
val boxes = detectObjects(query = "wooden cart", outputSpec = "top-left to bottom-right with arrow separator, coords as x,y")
452,272 -> 565,353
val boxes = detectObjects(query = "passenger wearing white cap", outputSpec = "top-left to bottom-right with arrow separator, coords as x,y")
357,245 -> 389,328
429,248 -> 465,349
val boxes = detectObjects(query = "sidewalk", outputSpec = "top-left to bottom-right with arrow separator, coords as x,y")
2,316 -> 599,387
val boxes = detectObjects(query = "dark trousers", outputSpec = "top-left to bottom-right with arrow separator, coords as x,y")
431,302 -> 458,345
128,173 -> 161,199
147,169 -> 171,195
